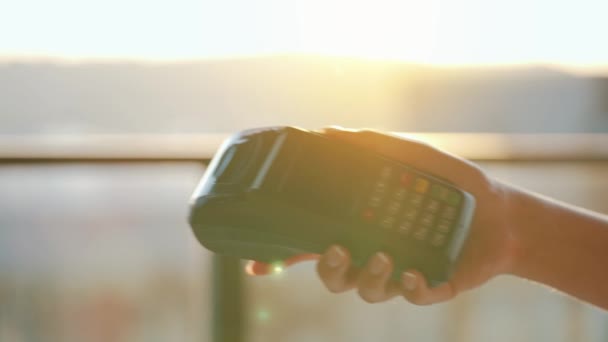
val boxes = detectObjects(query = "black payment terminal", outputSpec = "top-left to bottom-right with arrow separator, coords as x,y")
189,126 -> 475,284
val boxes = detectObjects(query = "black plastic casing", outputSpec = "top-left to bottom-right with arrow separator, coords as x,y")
189,127 -> 475,283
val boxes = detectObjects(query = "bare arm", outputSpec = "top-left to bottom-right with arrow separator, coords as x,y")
508,187 -> 608,309
248,127 -> 608,310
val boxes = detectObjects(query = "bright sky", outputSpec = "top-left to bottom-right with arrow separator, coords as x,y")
1,0 -> 607,69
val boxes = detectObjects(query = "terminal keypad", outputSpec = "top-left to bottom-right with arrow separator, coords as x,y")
361,166 -> 463,248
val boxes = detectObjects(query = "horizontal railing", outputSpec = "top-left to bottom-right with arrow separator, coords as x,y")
1,133 -> 607,161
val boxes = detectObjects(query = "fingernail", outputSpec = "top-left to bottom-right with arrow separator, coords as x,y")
369,252 -> 389,276
325,246 -> 345,268
402,272 -> 417,291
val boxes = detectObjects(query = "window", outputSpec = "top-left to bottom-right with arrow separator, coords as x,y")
2,0 -> 608,340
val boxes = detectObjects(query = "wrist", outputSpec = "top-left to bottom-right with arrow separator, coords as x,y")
500,184 -> 547,278
478,179 -> 531,278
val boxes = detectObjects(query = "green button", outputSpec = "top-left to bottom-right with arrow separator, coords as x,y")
447,191 -> 462,206
431,184 -> 443,199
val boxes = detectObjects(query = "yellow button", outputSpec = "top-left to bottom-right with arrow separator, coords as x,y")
414,178 -> 430,194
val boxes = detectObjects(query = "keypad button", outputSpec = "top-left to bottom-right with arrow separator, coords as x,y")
436,219 -> 451,233
368,195 -> 383,207
380,216 -> 395,229
431,184 -> 442,198
393,188 -> 407,201
414,178 -> 430,194
414,227 -> 430,241
400,172 -> 413,187
442,206 -> 457,220
403,208 -> 418,221
425,200 -> 440,213
374,181 -> 388,194
431,233 -> 447,247
447,191 -> 462,206
380,166 -> 393,179
398,221 -> 414,235
362,208 -> 375,221
420,213 -> 435,227
432,185 -> 450,201
387,201 -> 401,215
409,193 -> 424,206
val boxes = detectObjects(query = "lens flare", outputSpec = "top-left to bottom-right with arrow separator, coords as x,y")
256,308 -> 270,322
271,262 -> 284,275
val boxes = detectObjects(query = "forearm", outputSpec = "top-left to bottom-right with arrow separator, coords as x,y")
506,185 -> 608,309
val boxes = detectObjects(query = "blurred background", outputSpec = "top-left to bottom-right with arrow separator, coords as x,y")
1,0 -> 608,341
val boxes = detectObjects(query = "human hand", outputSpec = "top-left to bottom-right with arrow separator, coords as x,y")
247,127 -> 519,305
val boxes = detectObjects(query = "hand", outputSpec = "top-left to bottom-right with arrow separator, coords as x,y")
247,127 -> 519,305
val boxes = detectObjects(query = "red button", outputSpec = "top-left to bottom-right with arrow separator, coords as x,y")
400,173 -> 412,186
362,208 -> 375,221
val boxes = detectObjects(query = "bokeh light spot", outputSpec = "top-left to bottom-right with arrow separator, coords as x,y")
271,262 -> 284,275
256,308 -> 270,322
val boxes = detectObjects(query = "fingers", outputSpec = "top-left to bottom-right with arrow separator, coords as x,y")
400,270 -> 456,305
246,246 -> 458,306
317,247 -> 401,303
356,252 -> 402,303
245,253 -> 319,276
316,245 -> 357,293
321,127 -> 484,188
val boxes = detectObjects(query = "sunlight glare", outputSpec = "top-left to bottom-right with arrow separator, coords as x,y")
1,0 -> 607,70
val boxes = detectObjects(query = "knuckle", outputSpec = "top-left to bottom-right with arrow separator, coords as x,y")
324,280 -> 347,294
468,164 -> 488,181
326,285 -> 346,294
466,165 -> 494,193
409,140 -> 436,155
397,137 -> 437,157
403,292 -> 428,306
408,136 -> 432,148
359,130 -> 387,145
315,260 -> 330,276
357,288 -> 383,304
359,129 -> 379,136
316,264 -> 349,294
316,262 -> 338,280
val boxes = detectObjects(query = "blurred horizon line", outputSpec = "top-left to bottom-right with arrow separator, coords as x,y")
1,133 -> 608,161
1,53 -> 607,76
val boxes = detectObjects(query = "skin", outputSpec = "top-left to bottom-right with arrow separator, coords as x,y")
247,127 -> 608,309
